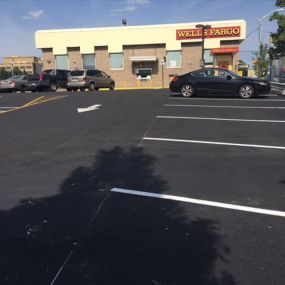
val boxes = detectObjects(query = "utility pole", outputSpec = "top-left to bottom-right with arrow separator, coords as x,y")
195,24 -> 211,69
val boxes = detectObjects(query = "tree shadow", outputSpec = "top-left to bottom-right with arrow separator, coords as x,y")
0,146 -> 235,285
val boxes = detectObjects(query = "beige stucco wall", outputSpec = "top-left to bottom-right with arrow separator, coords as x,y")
35,20 -> 246,55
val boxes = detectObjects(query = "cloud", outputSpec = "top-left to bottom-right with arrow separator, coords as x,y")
111,6 -> 137,14
126,0 -> 150,4
110,0 -> 150,16
21,10 -> 44,20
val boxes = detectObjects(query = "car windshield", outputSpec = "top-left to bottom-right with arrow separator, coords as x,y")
70,70 -> 85,76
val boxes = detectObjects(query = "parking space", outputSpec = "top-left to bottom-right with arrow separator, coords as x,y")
1,90 -> 285,284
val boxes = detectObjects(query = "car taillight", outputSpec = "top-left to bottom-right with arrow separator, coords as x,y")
83,76 -> 87,81
40,73 -> 44,81
171,76 -> 179,83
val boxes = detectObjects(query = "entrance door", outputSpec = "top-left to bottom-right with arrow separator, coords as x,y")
218,61 -> 230,69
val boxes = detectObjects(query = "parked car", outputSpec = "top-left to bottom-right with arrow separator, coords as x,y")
6,75 -> 28,92
169,68 -> 271,99
0,79 -> 14,93
67,69 -> 115,91
39,69 -> 70,92
22,75 -> 41,92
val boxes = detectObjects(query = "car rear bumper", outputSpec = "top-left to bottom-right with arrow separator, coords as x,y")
67,82 -> 89,88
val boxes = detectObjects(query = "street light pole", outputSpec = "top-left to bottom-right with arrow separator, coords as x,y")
195,24 -> 211,69
259,8 -> 284,45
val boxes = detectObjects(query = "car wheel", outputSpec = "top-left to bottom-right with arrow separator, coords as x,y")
239,84 -> 254,99
20,85 -> 25,93
89,82 -> 96,91
109,82 -> 115,90
181,84 -> 194,97
66,88 -> 72,91
49,82 -> 57,92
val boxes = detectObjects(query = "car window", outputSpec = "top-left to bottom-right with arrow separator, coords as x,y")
204,69 -> 215,77
86,70 -> 95,76
70,70 -> 85,76
191,70 -> 206,77
101,71 -> 108,77
93,70 -> 102,77
213,69 -> 229,78
9,76 -> 22,80
42,70 -> 52,75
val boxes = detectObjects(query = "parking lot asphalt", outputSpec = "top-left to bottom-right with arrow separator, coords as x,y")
0,90 -> 285,284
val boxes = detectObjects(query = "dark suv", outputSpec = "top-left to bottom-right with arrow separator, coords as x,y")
39,69 -> 70,92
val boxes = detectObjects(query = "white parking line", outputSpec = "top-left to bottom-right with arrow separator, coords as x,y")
143,137 -> 285,150
111,188 -> 285,217
0,107 -> 18,109
157,115 -> 285,123
165,104 -> 285,109
169,96 -> 283,101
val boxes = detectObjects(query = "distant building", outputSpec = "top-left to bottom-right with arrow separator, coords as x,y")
0,56 -> 43,74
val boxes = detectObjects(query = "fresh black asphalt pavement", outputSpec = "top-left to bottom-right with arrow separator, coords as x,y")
0,90 -> 285,284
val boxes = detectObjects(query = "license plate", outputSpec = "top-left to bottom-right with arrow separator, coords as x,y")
71,78 -> 78,82
31,83 -> 36,86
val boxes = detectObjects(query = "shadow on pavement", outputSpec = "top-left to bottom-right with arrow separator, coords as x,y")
0,146 -> 234,285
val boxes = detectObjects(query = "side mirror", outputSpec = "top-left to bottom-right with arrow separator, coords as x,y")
226,75 -> 232,80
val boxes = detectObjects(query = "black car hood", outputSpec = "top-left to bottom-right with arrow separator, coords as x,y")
243,77 -> 269,83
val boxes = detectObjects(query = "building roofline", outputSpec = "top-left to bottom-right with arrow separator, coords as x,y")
36,19 -> 246,34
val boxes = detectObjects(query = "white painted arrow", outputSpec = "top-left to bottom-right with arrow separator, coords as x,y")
77,104 -> 101,113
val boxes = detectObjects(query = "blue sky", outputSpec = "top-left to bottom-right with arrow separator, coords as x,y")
0,0 -> 282,66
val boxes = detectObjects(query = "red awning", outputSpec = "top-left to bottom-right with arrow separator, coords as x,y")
212,47 -> 239,54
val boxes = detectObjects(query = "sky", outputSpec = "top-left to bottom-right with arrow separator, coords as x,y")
0,0 -> 283,66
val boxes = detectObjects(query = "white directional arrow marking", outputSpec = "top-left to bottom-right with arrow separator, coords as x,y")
77,104 -> 101,113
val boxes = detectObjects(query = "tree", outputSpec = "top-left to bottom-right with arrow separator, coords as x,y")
0,68 -> 11,80
252,44 -> 270,78
269,0 -> 285,58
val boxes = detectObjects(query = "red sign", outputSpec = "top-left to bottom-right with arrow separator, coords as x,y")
176,26 -> 241,40
212,47 -> 239,54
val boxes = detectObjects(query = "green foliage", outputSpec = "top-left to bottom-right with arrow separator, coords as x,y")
269,0 -> 285,58
0,67 -> 27,80
0,68 -> 11,80
253,44 -> 270,78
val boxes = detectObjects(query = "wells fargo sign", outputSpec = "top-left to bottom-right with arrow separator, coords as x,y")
212,47 -> 239,54
176,26 -> 241,40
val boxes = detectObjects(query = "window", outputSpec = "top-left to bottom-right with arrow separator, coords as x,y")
166,51 -> 181,68
135,68 -> 152,80
70,70 -> 84,76
56,55 -> 69,70
204,49 -> 214,65
83,54 -> 96,69
110,53 -> 124,70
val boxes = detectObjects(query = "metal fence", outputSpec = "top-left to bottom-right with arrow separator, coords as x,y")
270,57 -> 285,83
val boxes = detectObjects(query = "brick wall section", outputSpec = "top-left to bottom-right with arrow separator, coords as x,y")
41,40 -> 241,87
42,48 -> 55,70
67,47 -> 83,70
